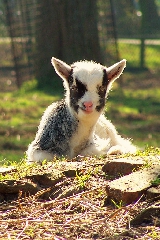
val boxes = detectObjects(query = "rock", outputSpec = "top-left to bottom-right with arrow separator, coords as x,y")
26,169 -> 64,187
0,180 -> 39,202
102,157 -> 144,175
106,164 -> 160,204
0,166 -> 16,174
0,180 -> 38,194
0,161 -> 88,202
146,185 -> 160,199
0,193 -> 4,202
130,201 -> 160,226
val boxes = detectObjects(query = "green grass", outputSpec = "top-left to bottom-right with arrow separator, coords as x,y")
105,70 -> 160,148
106,87 -> 160,148
118,42 -> 160,69
0,80 -> 61,163
0,70 -> 160,163
151,177 -> 160,186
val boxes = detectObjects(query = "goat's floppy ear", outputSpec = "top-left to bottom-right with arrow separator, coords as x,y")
51,57 -> 71,80
106,59 -> 126,83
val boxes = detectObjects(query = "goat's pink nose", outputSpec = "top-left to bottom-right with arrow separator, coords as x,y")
83,101 -> 93,112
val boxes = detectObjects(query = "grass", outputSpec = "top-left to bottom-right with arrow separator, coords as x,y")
151,177 -> 160,186
0,67 -> 160,163
75,170 -> 91,189
106,68 -> 160,148
118,41 -> 160,69
0,80 -> 61,163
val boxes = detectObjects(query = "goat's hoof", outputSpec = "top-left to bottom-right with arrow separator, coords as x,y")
107,145 -> 125,155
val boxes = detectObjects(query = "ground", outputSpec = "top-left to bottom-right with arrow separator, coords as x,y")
0,153 -> 160,240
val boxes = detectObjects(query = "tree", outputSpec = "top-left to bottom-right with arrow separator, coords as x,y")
139,0 -> 160,68
35,0 -> 102,88
139,0 -> 160,35
114,0 -> 140,37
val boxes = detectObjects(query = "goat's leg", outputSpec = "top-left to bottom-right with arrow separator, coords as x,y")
95,115 -> 137,154
27,142 -> 55,163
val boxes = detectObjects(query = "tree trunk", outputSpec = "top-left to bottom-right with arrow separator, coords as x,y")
139,0 -> 160,68
139,0 -> 160,35
35,0 -> 102,88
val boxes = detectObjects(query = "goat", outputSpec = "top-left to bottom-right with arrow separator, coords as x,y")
27,57 -> 136,162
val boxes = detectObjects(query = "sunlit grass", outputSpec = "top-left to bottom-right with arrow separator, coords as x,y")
0,79 -> 61,162
106,77 -> 160,148
118,42 -> 160,69
1,71 -> 160,162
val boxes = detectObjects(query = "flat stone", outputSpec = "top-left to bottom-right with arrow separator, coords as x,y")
102,157 -> 144,175
0,180 -> 38,194
27,171 -> 64,187
0,166 -> 16,174
131,201 -> 160,226
106,164 -> 160,204
0,180 -> 39,202
146,185 -> 160,199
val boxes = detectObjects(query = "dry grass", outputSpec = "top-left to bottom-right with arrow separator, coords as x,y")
0,190 -> 159,239
0,156 -> 160,240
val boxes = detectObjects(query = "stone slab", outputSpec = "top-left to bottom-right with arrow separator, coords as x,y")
106,164 -> 160,204
102,157 -> 144,175
0,166 -> 15,174
146,185 -> 160,199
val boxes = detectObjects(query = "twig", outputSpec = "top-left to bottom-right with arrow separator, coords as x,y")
0,219 -> 58,224
41,187 -> 102,208
16,220 -> 28,239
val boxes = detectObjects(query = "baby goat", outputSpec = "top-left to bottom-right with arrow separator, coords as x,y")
27,57 -> 136,162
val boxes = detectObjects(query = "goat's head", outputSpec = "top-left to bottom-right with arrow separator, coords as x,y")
51,57 -> 126,120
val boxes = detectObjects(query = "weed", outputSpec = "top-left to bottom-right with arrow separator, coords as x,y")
151,176 -> 160,186
148,229 -> 160,239
0,158 -> 36,181
136,146 -> 160,157
111,199 -> 123,209
125,146 -> 160,159
75,171 -> 91,189
41,159 -> 47,166
142,159 -> 153,169
24,225 -> 35,238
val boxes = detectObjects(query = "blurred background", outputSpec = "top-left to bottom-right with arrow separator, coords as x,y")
0,0 -> 160,162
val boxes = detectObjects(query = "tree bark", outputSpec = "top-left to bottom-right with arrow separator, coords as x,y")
35,0 -> 102,88
139,0 -> 160,35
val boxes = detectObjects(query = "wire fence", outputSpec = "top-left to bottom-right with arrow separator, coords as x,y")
0,0 -> 159,90
2,0 -> 37,88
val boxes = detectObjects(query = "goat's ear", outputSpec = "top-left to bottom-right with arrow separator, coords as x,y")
106,59 -> 126,83
51,57 -> 71,80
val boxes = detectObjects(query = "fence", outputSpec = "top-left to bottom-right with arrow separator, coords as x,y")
0,0 -> 159,90
2,0 -> 37,89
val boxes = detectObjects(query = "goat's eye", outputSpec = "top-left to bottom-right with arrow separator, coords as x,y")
71,85 -> 77,91
98,85 -> 106,96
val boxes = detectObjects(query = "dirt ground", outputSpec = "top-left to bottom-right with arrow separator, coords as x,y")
0,156 -> 160,240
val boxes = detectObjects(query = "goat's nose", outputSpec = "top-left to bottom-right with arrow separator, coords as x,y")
83,101 -> 93,112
